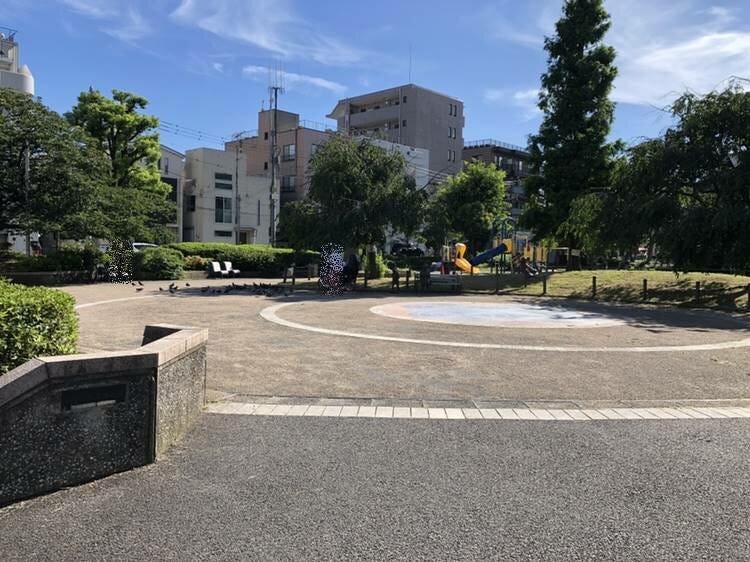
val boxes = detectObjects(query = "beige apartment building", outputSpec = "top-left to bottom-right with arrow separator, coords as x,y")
226,109 -> 332,207
181,148 -> 278,244
328,83 -> 464,183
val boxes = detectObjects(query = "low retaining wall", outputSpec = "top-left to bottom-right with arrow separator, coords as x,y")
0,324 -> 207,507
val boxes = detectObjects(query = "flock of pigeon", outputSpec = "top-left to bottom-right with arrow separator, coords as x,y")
132,280 -> 291,297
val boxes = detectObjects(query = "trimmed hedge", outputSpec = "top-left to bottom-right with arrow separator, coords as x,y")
0,279 -> 78,374
133,247 -> 184,280
167,243 -> 319,275
2,246 -> 103,273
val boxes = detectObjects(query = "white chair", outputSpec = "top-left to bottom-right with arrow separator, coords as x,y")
210,261 -> 229,278
222,261 -> 240,277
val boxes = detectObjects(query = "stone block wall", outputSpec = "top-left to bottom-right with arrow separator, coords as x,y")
0,324 -> 207,506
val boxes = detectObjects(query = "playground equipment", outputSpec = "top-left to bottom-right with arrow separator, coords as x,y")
442,240 -> 514,274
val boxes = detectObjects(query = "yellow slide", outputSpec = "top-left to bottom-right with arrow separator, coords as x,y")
453,243 -> 477,274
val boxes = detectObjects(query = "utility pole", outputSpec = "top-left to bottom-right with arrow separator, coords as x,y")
268,83 -> 283,246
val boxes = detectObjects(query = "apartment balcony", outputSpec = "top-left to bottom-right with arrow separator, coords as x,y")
348,105 -> 401,129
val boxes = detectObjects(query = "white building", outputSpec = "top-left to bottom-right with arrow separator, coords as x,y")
182,148 -> 278,245
366,138 -> 430,190
158,145 -> 184,242
0,28 -> 34,95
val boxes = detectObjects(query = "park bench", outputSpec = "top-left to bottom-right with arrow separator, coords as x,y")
221,261 -> 240,277
209,261 -> 229,278
414,271 -> 462,293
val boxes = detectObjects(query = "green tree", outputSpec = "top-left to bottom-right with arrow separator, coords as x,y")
425,160 -> 508,254
603,86 -> 750,272
522,0 -> 619,250
0,90 -> 105,251
279,135 -> 425,250
66,89 -> 175,243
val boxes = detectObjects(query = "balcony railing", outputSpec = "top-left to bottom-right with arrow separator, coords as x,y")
464,139 -> 529,153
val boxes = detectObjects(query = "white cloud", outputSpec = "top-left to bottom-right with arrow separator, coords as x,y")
482,0 -> 750,107
212,62 -> 224,73
242,65 -> 346,95
171,0 -> 366,66
59,0 -> 117,19
484,88 -> 541,120
103,6 -> 152,42
58,0 -> 151,42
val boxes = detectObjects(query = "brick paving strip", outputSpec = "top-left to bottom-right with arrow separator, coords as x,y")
207,402 -> 750,421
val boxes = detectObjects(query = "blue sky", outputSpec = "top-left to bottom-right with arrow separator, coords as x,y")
3,0 -> 750,155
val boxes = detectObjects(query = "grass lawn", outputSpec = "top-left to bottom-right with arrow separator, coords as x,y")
292,270 -> 750,312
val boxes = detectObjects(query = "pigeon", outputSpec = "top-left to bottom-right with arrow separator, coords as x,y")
169,287 -> 176,294
131,282 -> 136,286
169,282 -> 175,289
185,282 -> 191,287
159,287 -> 164,292
136,287 -> 144,292
138,281 -> 144,286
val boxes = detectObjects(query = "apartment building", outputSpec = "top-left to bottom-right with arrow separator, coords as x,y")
328,83 -> 464,182
226,109 -> 332,207
181,148 -> 278,244
158,145 -> 184,242
0,27 -> 34,95
463,139 -> 531,220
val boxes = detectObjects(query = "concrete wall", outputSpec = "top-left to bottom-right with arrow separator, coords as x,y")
0,324 -> 208,507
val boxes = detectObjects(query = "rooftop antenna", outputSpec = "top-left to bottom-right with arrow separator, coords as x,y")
408,43 -> 412,83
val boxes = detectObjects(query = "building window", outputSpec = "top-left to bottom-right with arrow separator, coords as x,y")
214,230 -> 233,238
264,131 -> 269,140
448,149 -> 456,162
164,157 -> 169,174
264,161 -> 268,170
402,120 -> 407,128
215,172 -> 232,181
187,195 -> 196,212
257,199 -> 261,226
281,175 -> 296,193
215,182 -> 233,190
215,196 -> 232,223
403,95 -> 407,103
449,127 -> 457,139
282,144 -> 296,161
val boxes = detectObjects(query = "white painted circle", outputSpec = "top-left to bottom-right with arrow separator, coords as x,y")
260,301 -> 750,353
370,301 -> 625,329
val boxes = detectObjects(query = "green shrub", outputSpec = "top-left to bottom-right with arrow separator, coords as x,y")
0,280 -> 78,374
184,255 -> 209,271
133,247 -> 184,280
166,243 -> 319,276
2,246 -> 103,273
365,252 -> 388,279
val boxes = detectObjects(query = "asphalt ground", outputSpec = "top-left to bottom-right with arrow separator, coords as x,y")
2,414 -> 749,561
67,283 -> 750,406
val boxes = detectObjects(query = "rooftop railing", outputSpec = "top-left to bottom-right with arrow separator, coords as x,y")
464,139 -> 529,153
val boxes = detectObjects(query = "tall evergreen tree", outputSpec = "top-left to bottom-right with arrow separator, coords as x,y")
522,0 -> 619,250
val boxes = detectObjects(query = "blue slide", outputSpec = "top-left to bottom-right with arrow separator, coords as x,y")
469,243 -> 508,266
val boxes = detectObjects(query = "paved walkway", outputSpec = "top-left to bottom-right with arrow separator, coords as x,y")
3,414 -> 750,560
208,401 -> 750,421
